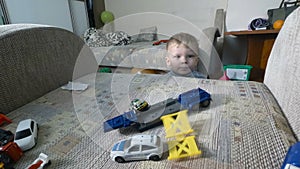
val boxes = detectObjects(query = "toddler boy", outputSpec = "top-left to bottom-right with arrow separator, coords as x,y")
165,32 -> 206,78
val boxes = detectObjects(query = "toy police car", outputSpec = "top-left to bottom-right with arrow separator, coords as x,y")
130,99 -> 149,111
110,134 -> 163,163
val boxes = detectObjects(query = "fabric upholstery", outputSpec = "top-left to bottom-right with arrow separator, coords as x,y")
264,8 -> 300,139
0,24 -> 97,114
4,73 -> 296,168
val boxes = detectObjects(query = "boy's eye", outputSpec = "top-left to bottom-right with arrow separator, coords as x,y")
187,55 -> 195,58
171,55 -> 196,59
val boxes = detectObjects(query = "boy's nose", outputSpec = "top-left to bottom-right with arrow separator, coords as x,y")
180,56 -> 188,63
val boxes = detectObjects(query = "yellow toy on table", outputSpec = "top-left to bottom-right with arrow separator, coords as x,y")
160,110 -> 201,160
0,162 -> 4,169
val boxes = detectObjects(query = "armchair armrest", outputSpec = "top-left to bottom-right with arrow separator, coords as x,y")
198,26 -> 224,80
203,26 -> 221,44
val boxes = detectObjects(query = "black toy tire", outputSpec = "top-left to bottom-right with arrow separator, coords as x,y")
34,138 -> 37,146
200,100 -> 210,107
149,155 -> 160,161
115,156 -> 125,163
0,153 -> 11,164
45,160 -> 52,166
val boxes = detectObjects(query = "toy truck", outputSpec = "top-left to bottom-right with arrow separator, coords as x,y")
103,110 -> 137,132
281,142 -> 300,169
103,88 -> 211,132
178,88 -> 211,109
0,142 -> 23,168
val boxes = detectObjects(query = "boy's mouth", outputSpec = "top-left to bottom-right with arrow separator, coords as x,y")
178,67 -> 192,74
178,66 -> 190,70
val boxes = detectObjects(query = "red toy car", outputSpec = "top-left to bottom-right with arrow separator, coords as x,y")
0,142 -> 23,166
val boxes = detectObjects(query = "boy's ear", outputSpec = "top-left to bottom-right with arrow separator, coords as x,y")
165,56 -> 171,66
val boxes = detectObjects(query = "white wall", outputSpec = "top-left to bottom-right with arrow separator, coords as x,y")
104,0 -> 228,31
104,0 -> 282,33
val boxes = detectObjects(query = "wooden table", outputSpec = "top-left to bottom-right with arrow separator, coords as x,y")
225,29 -> 280,82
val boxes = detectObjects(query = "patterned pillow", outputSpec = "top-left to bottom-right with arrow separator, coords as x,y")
83,28 -> 131,47
136,26 -> 158,42
106,31 -> 131,46
83,28 -> 112,47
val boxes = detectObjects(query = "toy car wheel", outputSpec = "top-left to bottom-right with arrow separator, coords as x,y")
149,155 -> 160,161
46,160 -> 51,166
0,153 -> 11,164
200,100 -> 210,107
115,156 -> 125,163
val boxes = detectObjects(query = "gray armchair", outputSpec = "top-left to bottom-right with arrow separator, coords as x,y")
0,24 -> 97,114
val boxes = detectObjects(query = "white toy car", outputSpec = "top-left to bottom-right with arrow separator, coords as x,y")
14,119 -> 38,151
110,134 -> 163,163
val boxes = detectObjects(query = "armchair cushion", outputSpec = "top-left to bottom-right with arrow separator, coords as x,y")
264,8 -> 300,139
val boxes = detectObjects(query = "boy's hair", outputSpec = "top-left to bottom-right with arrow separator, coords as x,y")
166,32 -> 199,56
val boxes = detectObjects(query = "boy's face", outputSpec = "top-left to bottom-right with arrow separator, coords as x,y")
166,43 -> 199,76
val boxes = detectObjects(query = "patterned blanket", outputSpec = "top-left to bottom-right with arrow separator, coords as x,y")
91,42 -> 168,71
4,73 -> 296,169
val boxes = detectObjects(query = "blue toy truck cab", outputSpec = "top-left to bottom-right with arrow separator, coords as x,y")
178,88 -> 211,109
281,142 -> 300,169
103,110 -> 137,132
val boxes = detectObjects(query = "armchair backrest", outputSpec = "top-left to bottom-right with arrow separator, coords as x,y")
0,24 -> 97,114
264,8 -> 300,139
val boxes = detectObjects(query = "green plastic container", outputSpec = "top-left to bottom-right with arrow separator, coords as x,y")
223,65 -> 253,81
98,67 -> 112,73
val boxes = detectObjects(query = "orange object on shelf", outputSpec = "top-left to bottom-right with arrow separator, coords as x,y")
273,20 -> 284,30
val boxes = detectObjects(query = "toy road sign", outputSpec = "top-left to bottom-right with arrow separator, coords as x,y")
161,110 -> 201,160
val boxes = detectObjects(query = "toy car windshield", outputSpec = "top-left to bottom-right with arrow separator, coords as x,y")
15,129 -> 31,140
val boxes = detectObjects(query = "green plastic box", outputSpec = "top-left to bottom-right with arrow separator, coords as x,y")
223,65 -> 253,81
